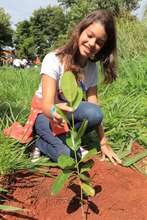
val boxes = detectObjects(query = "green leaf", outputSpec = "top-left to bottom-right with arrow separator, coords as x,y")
80,160 -> 94,173
80,173 -> 91,182
66,131 -> 81,151
51,170 -> 71,195
31,158 -> 58,167
77,120 -> 88,141
117,142 -> 132,159
122,151 -> 147,167
81,183 -> 95,197
72,87 -> 83,110
74,131 -> 82,149
60,71 -> 78,103
117,149 -> 131,160
80,148 -> 97,162
56,106 -> 70,124
0,205 -> 23,211
139,136 -> 147,147
66,132 -> 75,150
43,162 -> 58,167
58,154 -> 75,169
0,187 -> 8,193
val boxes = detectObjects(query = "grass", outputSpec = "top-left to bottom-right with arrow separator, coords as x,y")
99,18 -> 147,151
100,56 -> 147,149
0,18 -> 147,176
0,66 -> 43,176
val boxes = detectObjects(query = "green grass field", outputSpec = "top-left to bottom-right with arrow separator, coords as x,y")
0,18 -> 147,176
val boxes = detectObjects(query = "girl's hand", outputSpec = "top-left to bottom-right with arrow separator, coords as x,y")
100,143 -> 122,165
51,103 -> 73,127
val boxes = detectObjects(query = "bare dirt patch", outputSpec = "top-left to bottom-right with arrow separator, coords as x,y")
1,156 -> 147,220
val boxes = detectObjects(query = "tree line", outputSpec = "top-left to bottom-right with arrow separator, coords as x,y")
0,0 -> 140,61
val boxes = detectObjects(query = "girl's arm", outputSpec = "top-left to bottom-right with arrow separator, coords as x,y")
87,86 -> 121,165
86,86 -> 107,146
42,74 -> 57,118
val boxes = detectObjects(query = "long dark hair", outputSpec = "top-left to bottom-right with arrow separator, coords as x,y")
56,10 -> 117,83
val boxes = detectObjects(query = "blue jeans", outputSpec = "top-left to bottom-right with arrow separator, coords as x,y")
34,101 -> 103,162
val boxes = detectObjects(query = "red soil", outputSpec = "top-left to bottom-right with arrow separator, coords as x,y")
1,156 -> 147,220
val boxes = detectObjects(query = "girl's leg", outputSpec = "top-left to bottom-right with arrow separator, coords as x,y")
67,101 -> 103,132
34,113 -> 71,162
34,102 -> 102,161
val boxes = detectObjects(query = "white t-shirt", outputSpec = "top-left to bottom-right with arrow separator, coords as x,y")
13,59 -> 23,67
36,52 -> 98,98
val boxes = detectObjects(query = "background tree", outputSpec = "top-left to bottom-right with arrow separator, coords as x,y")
94,0 -> 139,15
0,7 -> 13,49
143,5 -> 147,20
16,37 -> 36,60
65,0 -> 96,30
58,0 -> 139,16
15,6 -> 65,60
29,6 -> 66,59
58,0 -> 78,8
14,20 -> 33,59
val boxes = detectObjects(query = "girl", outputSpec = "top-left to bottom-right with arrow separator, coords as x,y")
4,10 -> 121,165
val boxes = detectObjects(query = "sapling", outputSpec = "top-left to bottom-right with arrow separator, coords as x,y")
51,71 -> 97,219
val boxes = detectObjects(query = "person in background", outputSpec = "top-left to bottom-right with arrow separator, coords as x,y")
4,10 -> 121,165
12,58 -> 23,68
21,58 -> 28,68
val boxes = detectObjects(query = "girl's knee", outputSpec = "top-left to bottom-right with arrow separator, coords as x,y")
34,113 -> 50,133
87,105 -> 103,126
95,107 -> 103,124
35,114 -> 48,126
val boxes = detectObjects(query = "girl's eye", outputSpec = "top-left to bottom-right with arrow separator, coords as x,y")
96,40 -> 105,47
87,33 -> 93,38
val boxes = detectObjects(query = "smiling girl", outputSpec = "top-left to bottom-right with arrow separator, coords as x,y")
4,10 -> 121,165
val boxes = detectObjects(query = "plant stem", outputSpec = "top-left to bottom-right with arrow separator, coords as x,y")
71,112 -> 85,219
74,150 -> 85,219
69,112 -> 85,219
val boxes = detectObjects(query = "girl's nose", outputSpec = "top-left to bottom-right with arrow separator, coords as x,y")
89,38 -> 96,48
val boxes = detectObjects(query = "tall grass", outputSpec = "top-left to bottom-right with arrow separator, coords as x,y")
98,18 -> 147,151
0,67 -> 41,175
0,18 -> 147,175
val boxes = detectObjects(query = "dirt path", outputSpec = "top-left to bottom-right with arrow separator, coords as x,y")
1,157 -> 147,220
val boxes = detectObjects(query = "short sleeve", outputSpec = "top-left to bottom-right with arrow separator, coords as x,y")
40,52 -> 61,80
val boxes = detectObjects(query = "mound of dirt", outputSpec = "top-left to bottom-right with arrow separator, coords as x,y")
1,157 -> 147,220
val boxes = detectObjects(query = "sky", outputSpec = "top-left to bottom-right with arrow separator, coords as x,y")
0,0 -> 147,28
0,0 -> 58,28
133,0 -> 147,20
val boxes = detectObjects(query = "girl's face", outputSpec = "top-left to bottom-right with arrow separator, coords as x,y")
78,22 -> 107,61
